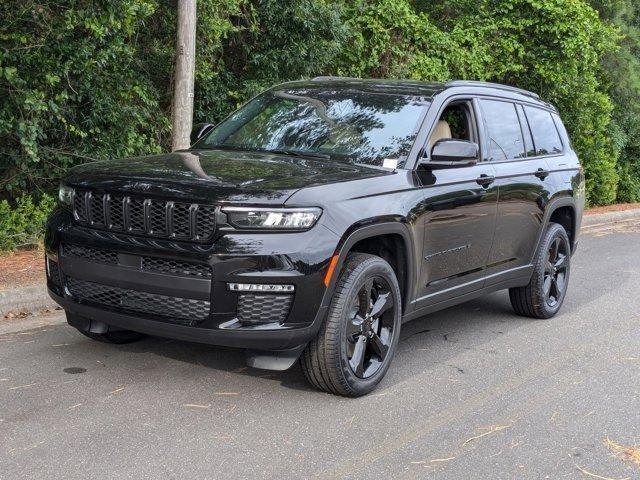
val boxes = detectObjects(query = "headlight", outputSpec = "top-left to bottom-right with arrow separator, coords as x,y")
58,184 -> 74,206
222,207 -> 322,230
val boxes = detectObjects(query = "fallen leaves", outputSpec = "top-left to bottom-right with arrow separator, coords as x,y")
3,310 -> 32,320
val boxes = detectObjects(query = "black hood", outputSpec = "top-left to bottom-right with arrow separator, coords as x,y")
64,149 -> 391,205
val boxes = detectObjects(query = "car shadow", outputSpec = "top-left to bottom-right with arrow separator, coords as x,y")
105,290 -> 546,394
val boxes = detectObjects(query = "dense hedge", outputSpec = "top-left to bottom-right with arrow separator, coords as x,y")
1,0 -> 639,251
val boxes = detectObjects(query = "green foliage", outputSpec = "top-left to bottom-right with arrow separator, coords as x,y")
1,0 -> 639,250
590,0 -> 640,202
338,0 -> 621,204
0,1 -> 168,198
0,194 -> 55,252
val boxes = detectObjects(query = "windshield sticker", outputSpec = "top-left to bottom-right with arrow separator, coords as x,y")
383,159 -> 398,169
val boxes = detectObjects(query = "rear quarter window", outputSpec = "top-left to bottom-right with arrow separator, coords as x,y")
524,106 -> 563,156
551,113 -> 572,149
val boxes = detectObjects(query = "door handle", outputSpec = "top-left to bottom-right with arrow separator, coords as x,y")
535,168 -> 550,180
476,174 -> 495,187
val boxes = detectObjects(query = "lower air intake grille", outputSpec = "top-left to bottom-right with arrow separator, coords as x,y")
237,294 -> 293,324
66,277 -> 210,325
141,257 -> 212,278
63,243 -> 118,265
61,243 -> 212,278
47,258 -> 63,286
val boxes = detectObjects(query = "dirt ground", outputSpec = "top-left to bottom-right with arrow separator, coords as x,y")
0,248 -> 44,290
1,202 -> 639,290
584,202 -> 640,215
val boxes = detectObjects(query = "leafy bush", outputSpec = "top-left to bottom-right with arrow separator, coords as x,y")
0,1 -> 167,199
0,194 -> 56,252
1,0 -> 639,252
338,0 -> 620,204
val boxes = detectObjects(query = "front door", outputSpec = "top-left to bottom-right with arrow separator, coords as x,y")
415,98 -> 498,309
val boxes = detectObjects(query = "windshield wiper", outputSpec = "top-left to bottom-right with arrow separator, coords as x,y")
263,149 -> 331,160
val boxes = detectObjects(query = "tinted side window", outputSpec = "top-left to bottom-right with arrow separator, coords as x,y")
480,99 -> 525,161
516,104 -> 535,156
524,106 -> 563,156
552,113 -> 572,149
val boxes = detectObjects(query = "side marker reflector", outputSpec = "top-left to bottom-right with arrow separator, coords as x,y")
324,255 -> 339,287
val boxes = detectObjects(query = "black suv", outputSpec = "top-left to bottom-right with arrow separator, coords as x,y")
46,78 -> 584,396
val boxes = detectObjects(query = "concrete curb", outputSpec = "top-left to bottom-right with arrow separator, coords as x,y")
1,207 -> 639,317
581,208 -> 640,228
0,285 -> 57,317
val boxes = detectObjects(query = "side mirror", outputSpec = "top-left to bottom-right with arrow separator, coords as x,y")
190,123 -> 215,145
422,139 -> 479,169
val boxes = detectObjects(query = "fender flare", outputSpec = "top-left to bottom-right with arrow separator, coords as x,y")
320,222 -> 416,313
532,195 -> 577,258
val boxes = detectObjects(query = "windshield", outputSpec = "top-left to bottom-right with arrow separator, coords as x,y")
197,88 -> 429,168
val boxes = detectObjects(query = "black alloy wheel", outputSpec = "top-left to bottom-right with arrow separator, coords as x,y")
346,276 -> 395,378
543,236 -> 569,308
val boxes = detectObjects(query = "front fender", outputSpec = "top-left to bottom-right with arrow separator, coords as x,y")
319,221 -> 416,314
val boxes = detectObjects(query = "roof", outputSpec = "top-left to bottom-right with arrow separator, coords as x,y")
273,77 -> 446,98
271,77 -> 549,107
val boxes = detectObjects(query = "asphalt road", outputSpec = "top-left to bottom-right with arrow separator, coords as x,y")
1,220 -> 640,480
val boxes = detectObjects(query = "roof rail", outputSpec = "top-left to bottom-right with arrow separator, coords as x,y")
312,76 -> 360,82
445,80 -> 540,99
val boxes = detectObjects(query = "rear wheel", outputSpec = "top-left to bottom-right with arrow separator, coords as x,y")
509,222 -> 571,319
301,253 -> 401,397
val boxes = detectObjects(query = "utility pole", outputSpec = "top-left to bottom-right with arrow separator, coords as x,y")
171,0 -> 197,151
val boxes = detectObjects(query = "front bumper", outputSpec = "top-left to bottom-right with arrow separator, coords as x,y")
50,289 -> 327,350
45,208 -> 338,351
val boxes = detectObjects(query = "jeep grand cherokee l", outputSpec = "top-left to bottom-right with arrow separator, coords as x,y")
45,78 -> 584,396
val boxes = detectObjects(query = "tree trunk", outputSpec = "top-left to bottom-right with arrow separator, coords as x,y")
171,0 -> 197,151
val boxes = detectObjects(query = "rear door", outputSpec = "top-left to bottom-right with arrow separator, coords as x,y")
482,99 -> 556,283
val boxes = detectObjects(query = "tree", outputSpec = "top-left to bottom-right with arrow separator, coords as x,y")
171,0 -> 197,151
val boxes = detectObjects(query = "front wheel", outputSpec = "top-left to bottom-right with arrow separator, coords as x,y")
301,253 -> 401,397
509,222 -> 571,319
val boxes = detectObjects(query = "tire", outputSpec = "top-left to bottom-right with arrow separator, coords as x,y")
509,222 -> 571,319
300,253 -> 402,397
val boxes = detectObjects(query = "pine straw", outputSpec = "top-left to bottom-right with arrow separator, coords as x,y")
575,465 -> 629,480
605,437 -> 640,466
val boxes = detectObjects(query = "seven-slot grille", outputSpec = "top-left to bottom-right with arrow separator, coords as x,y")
72,190 -> 217,241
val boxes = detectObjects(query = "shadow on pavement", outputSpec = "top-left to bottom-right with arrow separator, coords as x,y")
93,290 -> 540,394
